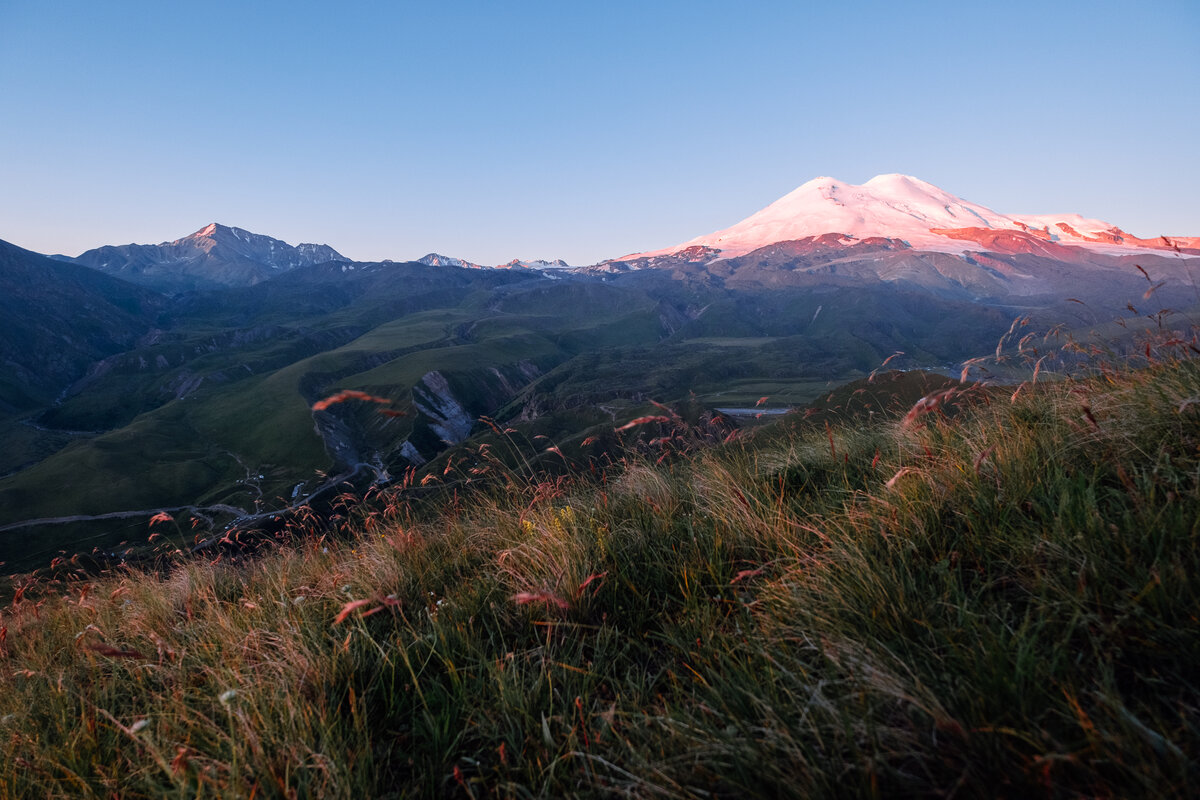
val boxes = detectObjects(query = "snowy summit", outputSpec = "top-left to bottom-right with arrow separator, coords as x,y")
623,174 -> 1195,261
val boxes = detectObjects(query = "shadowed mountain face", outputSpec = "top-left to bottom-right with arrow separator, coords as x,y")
64,223 -> 347,293
589,234 -> 1200,310
0,239 -> 164,413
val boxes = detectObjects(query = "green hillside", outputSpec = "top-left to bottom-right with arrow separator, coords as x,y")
0,264 -> 1018,571
1,347 -> 1197,798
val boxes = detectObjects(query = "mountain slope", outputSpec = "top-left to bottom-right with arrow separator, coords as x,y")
66,223 -> 348,292
0,238 -> 164,413
599,174 -> 1200,306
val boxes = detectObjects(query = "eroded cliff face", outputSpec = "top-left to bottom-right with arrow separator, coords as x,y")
412,371 -> 474,446
398,363 -> 543,465
311,409 -> 364,470
310,361 -> 545,475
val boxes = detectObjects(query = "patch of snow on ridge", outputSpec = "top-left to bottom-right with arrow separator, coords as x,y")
418,253 -> 574,270
502,258 -> 573,270
418,253 -> 483,269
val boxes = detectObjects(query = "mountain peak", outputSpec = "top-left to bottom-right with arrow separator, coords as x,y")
863,173 -> 937,189
188,222 -> 243,240
72,223 -> 349,292
183,223 -> 287,245
652,174 -> 1008,257
417,253 -> 487,270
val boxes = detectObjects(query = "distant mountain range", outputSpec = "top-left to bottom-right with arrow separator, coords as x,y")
46,174 -> 1198,306
49,224 -> 579,294
417,254 -> 573,271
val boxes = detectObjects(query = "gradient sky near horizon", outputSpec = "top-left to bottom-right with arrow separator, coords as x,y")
2,0 -> 1197,265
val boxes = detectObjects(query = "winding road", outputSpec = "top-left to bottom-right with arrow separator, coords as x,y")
0,462 -> 377,541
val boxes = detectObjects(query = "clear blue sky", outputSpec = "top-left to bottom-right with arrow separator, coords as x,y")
2,0 -> 1197,265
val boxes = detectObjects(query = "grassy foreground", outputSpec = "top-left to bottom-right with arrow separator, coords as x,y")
1,356 -> 1198,798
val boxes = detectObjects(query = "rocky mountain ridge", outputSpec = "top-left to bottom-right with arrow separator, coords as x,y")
61,223 -> 348,293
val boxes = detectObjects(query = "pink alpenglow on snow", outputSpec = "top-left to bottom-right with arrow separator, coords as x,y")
621,174 -> 1200,262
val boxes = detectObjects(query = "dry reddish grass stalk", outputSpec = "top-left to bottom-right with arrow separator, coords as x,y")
902,388 -> 958,428
333,599 -> 373,625
85,642 -> 145,660
576,571 -> 608,597
973,446 -> 997,475
731,567 -> 765,584
312,390 -> 393,412
513,590 -> 569,610
615,416 -> 671,432
885,467 -> 919,490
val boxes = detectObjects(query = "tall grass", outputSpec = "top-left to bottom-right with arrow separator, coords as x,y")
1,348 -> 1198,797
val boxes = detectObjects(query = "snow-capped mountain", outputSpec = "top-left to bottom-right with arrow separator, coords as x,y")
417,253 -> 488,270
595,174 -> 1199,304
67,223 -> 348,293
620,175 -> 1198,263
